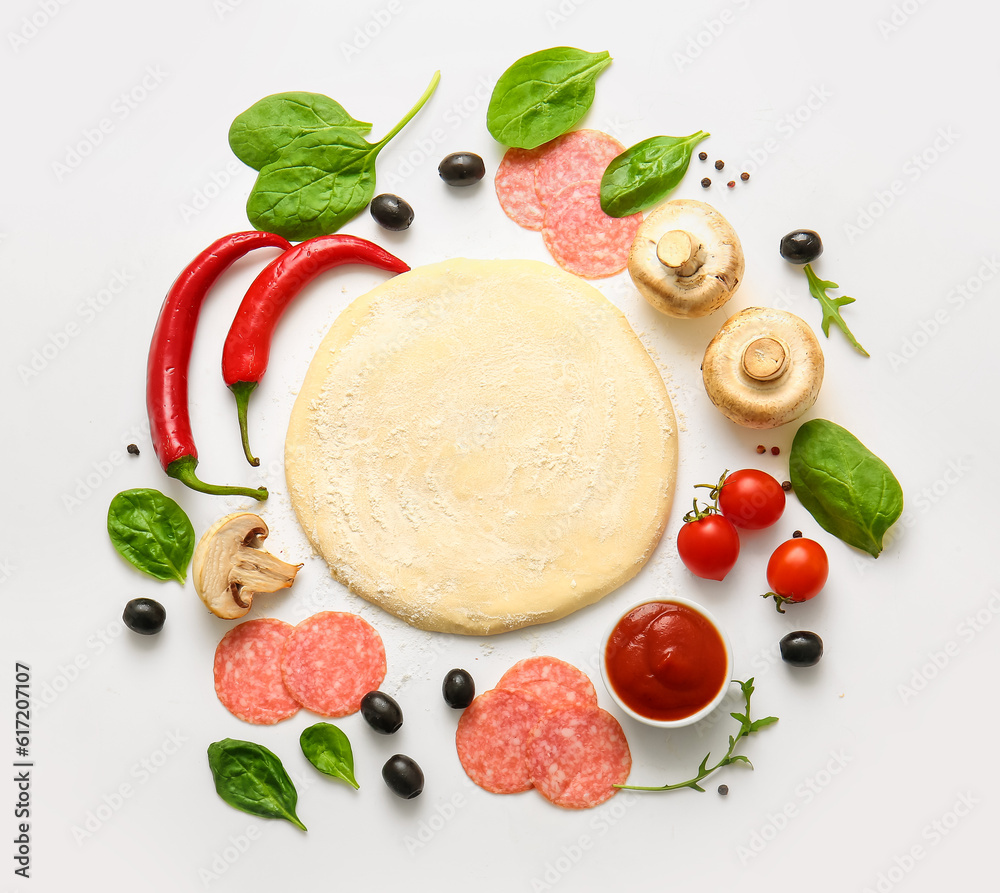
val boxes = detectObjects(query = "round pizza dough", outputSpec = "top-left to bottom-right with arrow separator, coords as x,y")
285,258 -> 677,635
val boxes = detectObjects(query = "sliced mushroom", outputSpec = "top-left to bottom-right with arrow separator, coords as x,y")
628,200 -> 744,318
193,513 -> 301,619
702,307 -> 824,429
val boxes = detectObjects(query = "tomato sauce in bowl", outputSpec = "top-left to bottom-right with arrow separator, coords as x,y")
601,598 -> 732,727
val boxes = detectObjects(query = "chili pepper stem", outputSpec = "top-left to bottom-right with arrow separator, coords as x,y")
167,455 -> 268,501
230,381 -> 260,467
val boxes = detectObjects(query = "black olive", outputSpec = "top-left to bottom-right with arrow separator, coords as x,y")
779,630 -> 824,667
370,193 -> 414,231
437,152 -> 486,187
382,754 -> 424,799
361,691 -> 403,734
442,668 -> 475,709
779,229 -> 823,264
122,598 -> 166,635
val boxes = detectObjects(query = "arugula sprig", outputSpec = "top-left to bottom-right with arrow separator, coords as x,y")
803,264 -> 869,357
616,678 -> 778,793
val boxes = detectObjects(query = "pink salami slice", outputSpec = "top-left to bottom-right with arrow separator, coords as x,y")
281,612 -> 386,717
497,656 -> 598,711
527,706 -> 632,809
495,146 -> 546,231
456,689 -> 547,794
542,179 -> 641,279
533,130 -> 625,210
214,618 -> 300,725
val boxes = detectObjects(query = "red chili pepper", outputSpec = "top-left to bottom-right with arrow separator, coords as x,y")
222,234 -> 410,465
147,231 -> 290,498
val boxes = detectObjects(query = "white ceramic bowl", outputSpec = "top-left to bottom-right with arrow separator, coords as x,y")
599,596 -> 734,728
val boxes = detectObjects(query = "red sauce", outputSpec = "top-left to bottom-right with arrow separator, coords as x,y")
604,601 -> 728,722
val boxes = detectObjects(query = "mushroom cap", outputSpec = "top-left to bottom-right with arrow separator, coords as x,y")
628,199 -> 744,318
702,306 -> 824,429
193,512 -> 299,619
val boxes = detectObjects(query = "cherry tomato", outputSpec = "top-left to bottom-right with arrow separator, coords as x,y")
762,537 -> 828,612
677,514 -> 740,581
718,469 -> 785,530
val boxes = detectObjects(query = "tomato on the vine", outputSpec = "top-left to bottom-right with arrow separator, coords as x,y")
718,469 -> 785,530
677,509 -> 740,581
762,537 -> 828,612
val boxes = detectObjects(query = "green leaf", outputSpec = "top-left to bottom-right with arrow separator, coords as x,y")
789,419 -> 904,557
229,92 -> 372,170
728,754 -> 752,766
107,488 -> 195,583
207,739 -> 306,831
487,47 -> 612,149
599,131 -> 709,217
244,72 -> 439,240
300,723 -> 359,789
750,716 -> 780,732
803,264 -> 869,356
730,712 -> 748,725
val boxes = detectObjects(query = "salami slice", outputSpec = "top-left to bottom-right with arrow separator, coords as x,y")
281,611 -> 386,717
497,656 -> 598,711
214,618 -> 300,725
495,147 -> 546,231
527,706 -> 632,809
542,180 -> 642,279
533,130 -> 624,210
456,689 -> 547,794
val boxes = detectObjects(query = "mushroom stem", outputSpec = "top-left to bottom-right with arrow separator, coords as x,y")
656,230 -> 703,278
232,550 -> 301,594
741,336 -> 790,382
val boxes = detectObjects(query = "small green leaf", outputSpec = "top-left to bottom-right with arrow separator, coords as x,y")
487,47 -> 612,149
599,131 -> 709,217
803,264 -> 869,356
750,716 -> 780,733
229,92 -> 372,170
300,723 -> 359,789
697,754 -> 711,776
728,754 -> 752,766
730,712 -> 748,725
107,488 -> 195,583
207,739 -> 306,831
789,419 -> 904,557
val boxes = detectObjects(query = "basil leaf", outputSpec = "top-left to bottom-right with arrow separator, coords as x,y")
600,131 -> 709,217
107,488 -> 195,584
229,92 -> 372,171
789,419 -> 903,557
207,739 -> 306,831
244,71 -> 439,241
300,722 -> 359,789
487,47 -> 612,149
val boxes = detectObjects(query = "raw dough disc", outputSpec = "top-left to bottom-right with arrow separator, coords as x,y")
285,258 -> 677,635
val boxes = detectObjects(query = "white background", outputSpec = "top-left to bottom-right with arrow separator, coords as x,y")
3,0 -> 998,890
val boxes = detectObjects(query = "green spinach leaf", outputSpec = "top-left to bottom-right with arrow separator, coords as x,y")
300,722 -> 358,789
229,91 -> 372,171
487,47 -> 612,149
207,739 -> 306,831
245,71 -> 440,240
107,488 -> 195,583
803,264 -> 869,356
600,131 -> 710,217
789,419 -> 903,557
